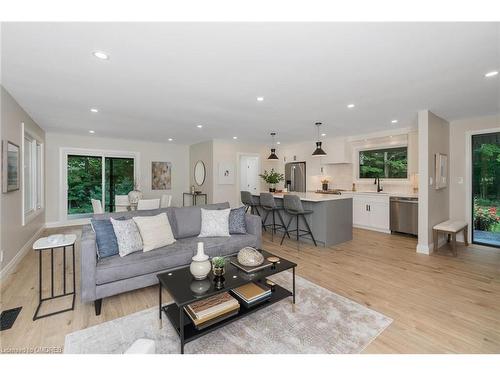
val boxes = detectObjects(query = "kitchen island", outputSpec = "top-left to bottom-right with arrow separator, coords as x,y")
252,192 -> 353,246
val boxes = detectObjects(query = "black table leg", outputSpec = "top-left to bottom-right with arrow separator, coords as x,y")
63,246 -> 66,294
50,248 -> 54,297
159,283 -> 162,320
292,266 -> 296,304
179,307 -> 185,354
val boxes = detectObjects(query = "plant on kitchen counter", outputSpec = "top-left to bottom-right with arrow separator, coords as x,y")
321,179 -> 329,191
259,169 -> 284,192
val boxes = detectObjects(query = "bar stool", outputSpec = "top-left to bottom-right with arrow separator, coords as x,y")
260,193 -> 290,242
280,194 -> 317,247
240,191 -> 266,232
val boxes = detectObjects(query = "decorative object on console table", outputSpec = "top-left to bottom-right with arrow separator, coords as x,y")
190,242 -> 211,280
212,256 -> 226,277
128,180 -> 143,210
218,162 -> 235,185
259,168 -> 284,192
151,161 -> 172,190
321,179 -> 329,191
2,140 -> 20,192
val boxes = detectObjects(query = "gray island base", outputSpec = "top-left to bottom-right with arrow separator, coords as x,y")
253,192 -> 353,247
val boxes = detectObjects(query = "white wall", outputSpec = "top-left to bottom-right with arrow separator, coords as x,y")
417,110 -> 450,253
449,114 -> 500,241
1,86 -> 46,276
45,132 -> 189,224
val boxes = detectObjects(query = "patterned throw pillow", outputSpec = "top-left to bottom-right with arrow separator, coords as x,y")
110,218 -> 143,257
133,213 -> 176,252
229,206 -> 247,234
198,208 -> 231,237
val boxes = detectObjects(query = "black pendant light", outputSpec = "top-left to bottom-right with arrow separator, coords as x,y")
267,132 -> 279,160
312,122 -> 327,157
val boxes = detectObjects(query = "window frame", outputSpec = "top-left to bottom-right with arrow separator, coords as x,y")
60,147 -> 140,221
22,124 -> 44,225
353,139 -> 410,184
358,146 -> 409,180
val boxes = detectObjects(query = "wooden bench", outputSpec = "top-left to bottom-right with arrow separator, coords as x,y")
433,220 -> 468,256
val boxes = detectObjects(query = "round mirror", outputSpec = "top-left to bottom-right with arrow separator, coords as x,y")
194,160 -> 206,186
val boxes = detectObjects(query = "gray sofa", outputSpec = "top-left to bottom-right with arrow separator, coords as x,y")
80,202 -> 262,315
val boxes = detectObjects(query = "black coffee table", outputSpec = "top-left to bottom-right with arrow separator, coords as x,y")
157,249 -> 297,353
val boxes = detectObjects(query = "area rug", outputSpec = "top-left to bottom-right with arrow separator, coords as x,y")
64,273 -> 392,354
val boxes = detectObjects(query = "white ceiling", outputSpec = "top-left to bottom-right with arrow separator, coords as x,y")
1,22 -> 499,144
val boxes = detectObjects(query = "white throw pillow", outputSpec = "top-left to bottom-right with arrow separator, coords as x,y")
133,213 -> 176,252
110,218 -> 143,257
198,208 -> 231,237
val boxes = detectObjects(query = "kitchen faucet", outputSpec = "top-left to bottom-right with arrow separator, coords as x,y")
374,177 -> 383,192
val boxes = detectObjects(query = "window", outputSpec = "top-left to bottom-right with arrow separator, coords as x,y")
23,133 -> 43,221
359,146 -> 408,179
66,153 -> 135,216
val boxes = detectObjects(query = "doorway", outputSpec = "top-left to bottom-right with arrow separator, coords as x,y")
239,155 -> 260,198
471,131 -> 500,247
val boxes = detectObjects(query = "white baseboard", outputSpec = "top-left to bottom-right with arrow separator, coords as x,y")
353,224 -> 391,234
416,243 -> 432,254
45,218 -> 90,228
0,225 -> 45,281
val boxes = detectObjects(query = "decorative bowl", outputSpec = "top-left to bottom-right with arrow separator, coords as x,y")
237,247 -> 264,266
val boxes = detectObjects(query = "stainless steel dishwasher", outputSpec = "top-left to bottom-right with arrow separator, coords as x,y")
390,196 -> 418,236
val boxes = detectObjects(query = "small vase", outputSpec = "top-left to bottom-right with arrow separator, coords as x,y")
322,183 -> 328,191
212,265 -> 225,278
190,242 -> 211,280
269,183 -> 276,193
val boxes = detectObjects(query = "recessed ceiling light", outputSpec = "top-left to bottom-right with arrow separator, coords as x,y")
90,108 -> 98,113
168,138 -> 173,142
93,51 -> 109,60
89,130 -> 95,134
233,136 -> 238,140
321,133 -> 326,137
347,104 -> 355,109
257,97 -> 264,102
485,70 -> 498,77
391,119 -> 398,124
277,141 -> 281,145
196,125 -> 203,128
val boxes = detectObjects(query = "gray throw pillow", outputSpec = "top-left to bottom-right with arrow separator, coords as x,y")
229,206 -> 247,234
91,218 -> 121,258
110,218 -> 143,257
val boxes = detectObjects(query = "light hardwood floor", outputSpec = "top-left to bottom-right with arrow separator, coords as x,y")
1,226 -> 499,353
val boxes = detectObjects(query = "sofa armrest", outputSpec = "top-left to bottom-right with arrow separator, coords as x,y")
80,224 -> 98,302
245,213 -> 262,249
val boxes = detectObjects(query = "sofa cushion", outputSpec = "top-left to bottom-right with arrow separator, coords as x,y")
96,243 -> 193,285
199,208 -> 230,237
133,213 -> 176,252
111,218 -> 143,257
172,202 -> 230,239
91,218 -> 120,258
229,206 -> 247,234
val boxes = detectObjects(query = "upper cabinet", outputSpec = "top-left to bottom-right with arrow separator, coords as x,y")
322,137 -> 352,164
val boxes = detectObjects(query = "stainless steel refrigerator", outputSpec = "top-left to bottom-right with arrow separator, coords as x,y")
285,162 -> 306,192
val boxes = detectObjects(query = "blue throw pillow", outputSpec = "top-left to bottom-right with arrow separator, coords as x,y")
229,206 -> 247,234
91,218 -> 121,258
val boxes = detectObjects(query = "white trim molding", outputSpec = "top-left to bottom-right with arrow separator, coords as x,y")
465,127 -> 500,244
0,225 -> 45,282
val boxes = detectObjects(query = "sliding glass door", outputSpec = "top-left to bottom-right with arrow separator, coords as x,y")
67,154 -> 134,216
471,132 -> 500,247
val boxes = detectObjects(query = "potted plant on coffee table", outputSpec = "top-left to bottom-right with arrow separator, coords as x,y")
259,169 -> 284,192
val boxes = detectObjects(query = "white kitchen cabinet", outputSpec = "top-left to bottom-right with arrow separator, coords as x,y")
323,137 -> 352,164
351,194 -> 390,233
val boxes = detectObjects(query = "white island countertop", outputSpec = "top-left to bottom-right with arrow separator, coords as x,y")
252,191 -> 352,202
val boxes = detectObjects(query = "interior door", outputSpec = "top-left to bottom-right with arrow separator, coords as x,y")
240,156 -> 259,194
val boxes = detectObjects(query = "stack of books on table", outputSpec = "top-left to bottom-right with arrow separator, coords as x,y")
184,292 -> 240,330
231,282 -> 272,308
